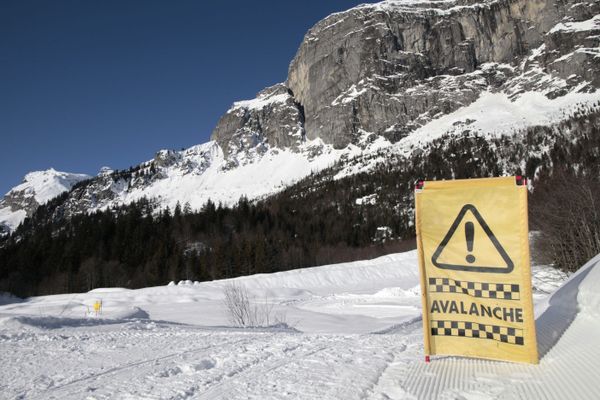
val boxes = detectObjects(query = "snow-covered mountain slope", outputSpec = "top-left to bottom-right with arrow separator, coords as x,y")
0,169 -> 90,233
18,83 -> 600,229
0,141 -> 341,234
3,249 -> 599,399
333,84 -> 600,179
52,139 -> 371,219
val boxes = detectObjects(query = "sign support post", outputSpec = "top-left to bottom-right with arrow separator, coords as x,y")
415,180 -> 432,362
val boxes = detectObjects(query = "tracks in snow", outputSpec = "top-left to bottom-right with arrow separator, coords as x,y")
197,342 -> 328,399
36,334 -> 255,400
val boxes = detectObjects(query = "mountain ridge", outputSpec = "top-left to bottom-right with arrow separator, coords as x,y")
1,0 -> 599,233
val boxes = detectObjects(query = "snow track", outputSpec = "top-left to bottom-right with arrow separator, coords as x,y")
1,323 -> 410,400
37,334 -> 254,400
196,341 -> 328,400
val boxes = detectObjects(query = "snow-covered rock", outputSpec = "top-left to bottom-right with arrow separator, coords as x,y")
212,83 -> 306,161
0,169 -> 90,232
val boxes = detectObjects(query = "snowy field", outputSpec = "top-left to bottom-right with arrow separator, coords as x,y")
1,250 -> 599,399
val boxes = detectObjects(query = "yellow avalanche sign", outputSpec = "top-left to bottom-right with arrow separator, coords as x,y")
415,176 -> 538,364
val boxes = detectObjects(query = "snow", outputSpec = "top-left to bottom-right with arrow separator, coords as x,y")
580,261 -> 600,316
332,75 -> 600,181
98,166 -> 114,177
552,47 -> 600,64
331,84 -> 368,106
229,93 -> 290,112
549,15 -> 600,34
109,139 -> 346,214
0,169 -> 90,232
380,254 -> 600,400
2,248 -> 600,399
5,168 -> 90,205
342,0 -> 500,17
396,88 -> 600,153
348,0 -> 459,13
356,193 -> 378,205
0,208 -> 26,232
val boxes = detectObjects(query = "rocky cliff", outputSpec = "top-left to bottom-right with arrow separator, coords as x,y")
213,0 -> 600,151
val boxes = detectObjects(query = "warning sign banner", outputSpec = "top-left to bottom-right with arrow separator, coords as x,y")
415,177 -> 538,364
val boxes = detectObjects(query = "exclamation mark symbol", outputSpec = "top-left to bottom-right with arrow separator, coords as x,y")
465,222 -> 475,263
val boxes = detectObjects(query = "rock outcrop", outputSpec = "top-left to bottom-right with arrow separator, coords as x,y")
211,84 -> 305,160
543,13 -> 600,87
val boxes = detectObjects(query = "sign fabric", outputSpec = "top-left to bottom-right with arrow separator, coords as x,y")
415,177 -> 538,364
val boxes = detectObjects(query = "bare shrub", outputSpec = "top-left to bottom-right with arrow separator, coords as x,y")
222,283 -> 283,328
530,171 -> 600,272
222,283 -> 252,327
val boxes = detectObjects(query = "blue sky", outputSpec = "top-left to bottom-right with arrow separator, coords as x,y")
0,0 -> 368,195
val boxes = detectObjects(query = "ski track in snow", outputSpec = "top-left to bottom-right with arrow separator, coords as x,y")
37,334 -> 254,400
1,251 -> 600,399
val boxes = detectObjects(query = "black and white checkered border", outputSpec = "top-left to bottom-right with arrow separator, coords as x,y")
428,277 -> 520,300
431,319 -> 524,345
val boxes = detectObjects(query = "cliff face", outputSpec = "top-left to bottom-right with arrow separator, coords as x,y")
287,0 -> 552,146
212,0 -> 599,151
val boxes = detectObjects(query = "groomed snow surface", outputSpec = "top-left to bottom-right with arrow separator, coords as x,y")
1,250 -> 598,399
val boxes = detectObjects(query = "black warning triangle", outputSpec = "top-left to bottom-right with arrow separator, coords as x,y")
431,204 -> 514,274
